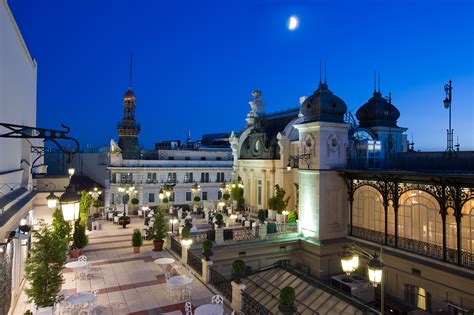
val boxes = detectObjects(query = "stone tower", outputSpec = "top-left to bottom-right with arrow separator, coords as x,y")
295,80 -> 350,240
117,88 -> 141,159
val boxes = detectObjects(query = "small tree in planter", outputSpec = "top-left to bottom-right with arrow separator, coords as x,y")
79,191 -> 92,228
51,208 -> 72,246
193,196 -> 201,203
215,213 -> 224,228
162,197 -> 169,205
278,286 -> 296,315
181,226 -> 191,240
288,211 -> 298,223
24,221 -> 67,310
232,259 -> 246,283
258,209 -> 266,223
202,240 -> 213,260
151,208 -> 167,251
132,229 -> 143,253
118,215 -> 130,228
71,221 -> 88,257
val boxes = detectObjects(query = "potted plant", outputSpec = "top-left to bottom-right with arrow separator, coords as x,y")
202,240 -> 213,260
278,286 -> 296,314
118,215 -> 130,228
24,310 -> 33,315
132,229 -> 143,253
215,213 -> 224,228
24,221 -> 67,313
268,196 -> 276,220
181,226 -> 191,240
151,208 -> 167,251
162,197 -> 169,204
258,209 -> 266,223
70,221 -> 88,257
232,259 -> 246,283
193,196 -> 201,203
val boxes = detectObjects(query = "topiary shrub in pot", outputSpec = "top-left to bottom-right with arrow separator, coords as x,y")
193,196 -> 201,203
152,208 -> 167,251
181,226 -> 191,240
232,259 -> 246,283
278,286 -> 296,315
132,229 -> 143,253
202,240 -> 213,260
258,209 -> 266,223
71,220 -> 88,257
215,213 -> 224,228
118,215 -> 130,228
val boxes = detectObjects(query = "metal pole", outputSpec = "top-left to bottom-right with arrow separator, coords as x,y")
380,247 -> 384,315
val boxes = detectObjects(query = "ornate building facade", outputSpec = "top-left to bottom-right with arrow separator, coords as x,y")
230,79 -> 474,312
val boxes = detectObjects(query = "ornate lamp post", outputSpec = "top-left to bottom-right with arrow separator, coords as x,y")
169,217 -> 178,234
88,187 -> 102,199
443,80 -> 454,152
340,244 -> 384,313
58,184 -> 81,222
191,181 -> 201,206
46,191 -> 59,209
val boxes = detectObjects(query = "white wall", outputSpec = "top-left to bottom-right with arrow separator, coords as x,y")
0,0 -> 37,192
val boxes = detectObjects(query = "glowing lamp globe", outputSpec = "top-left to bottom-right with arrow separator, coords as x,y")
59,185 -> 81,222
68,167 -> 75,177
46,191 -> 59,209
159,189 -> 164,200
165,190 -> 171,198
368,254 -> 384,287
351,254 -> 359,270
341,250 -> 354,275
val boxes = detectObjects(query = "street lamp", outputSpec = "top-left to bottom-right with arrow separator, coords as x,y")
159,188 -> 164,200
59,184 -> 81,222
282,210 -> 289,224
46,191 -> 59,209
88,187 -> 102,199
340,244 -> 384,313
443,80 -> 454,152
68,167 -> 75,177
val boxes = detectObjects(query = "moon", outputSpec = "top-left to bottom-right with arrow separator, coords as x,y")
288,16 -> 298,30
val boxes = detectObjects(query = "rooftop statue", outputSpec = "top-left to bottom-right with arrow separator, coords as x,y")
246,89 -> 264,126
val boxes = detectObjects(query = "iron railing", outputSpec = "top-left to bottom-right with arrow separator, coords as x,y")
187,250 -> 203,276
209,267 -> 232,301
351,226 -> 474,269
170,236 -> 182,258
241,292 -> 273,315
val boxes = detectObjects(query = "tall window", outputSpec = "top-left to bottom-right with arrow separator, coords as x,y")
218,191 -> 223,199
167,173 -> 177,183
257,180 -> 262,206
398,191 -> 442,246
216,172 -> 225,183
186,192 -> 192,202
184,172 -> 193,183
148,193 -> 155,203
111,193 -> 115,204
461,199 -> 474,255
404,284 -> 431,312
353,185 -> 384,233
202,191 -> 208,201
147,173 -> 157,183
201,173 -> 209,183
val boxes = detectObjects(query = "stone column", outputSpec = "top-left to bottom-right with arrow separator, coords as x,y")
181,244 -> 188,266
201,259 -> 213,283
165,232 -> 172,250
231,281 -> 246,313
259,222 -> 267,240
215,228 -> 224,245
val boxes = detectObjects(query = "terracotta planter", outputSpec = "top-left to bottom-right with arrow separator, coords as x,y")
70,248 -> 81,258
278,304 -> 296,315
133,246 -> 140,253
153,240 -> 164,251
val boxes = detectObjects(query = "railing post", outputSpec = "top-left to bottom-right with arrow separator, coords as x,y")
182,243 -> 188,266
215,227 -> 224,245
201,259 -> 213,284
231,281 -> 246,313
259,222 -> 267,240
165,231 -> 172,250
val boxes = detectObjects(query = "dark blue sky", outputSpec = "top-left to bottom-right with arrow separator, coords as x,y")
10,0 -> 474,151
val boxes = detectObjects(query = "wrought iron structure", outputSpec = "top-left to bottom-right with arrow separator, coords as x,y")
187,250 -> 202,276
242,292 -> 274,315
341,171 -> 474,268
287,153 -> 311,170
209,266 -> 232,301
0,123 -> 80,173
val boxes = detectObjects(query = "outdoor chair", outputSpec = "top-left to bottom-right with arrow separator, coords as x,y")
211,295 -> 224,305
113,216 -> 119,224
59,301 -> 77,315
185,301 -> 193,315
78,302 -> 95,315
78,255 -> 88,262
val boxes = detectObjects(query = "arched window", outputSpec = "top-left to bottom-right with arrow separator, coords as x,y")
461,199 -> 474,255
398,190 -> 442,246
353,185 -> 384,232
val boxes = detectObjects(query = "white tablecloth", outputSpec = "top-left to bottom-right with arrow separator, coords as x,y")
65,261 -> 89,270
154,258 -> 175,265
65,292 -> 96,304
168,275 -> 192,286
194,304 -> 224,315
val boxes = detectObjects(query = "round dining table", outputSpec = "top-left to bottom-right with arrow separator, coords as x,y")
64,261 -> 89,279
194,304 -> 224,315
168,275 -> 193,286
154,257 -> 175,273
64,291 -> 96,304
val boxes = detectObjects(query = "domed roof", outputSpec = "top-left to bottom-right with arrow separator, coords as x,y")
356,91 -> 400,128
123,88 -> 136,100
300,82 -> 347,123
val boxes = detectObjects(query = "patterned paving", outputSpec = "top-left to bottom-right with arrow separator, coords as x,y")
11,217 -> 232,315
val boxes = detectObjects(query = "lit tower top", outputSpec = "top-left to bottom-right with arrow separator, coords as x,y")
117,54 -> 141,159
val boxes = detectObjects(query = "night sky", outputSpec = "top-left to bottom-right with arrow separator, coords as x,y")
9,0 -> 474,151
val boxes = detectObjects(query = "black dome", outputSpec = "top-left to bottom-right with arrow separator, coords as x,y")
123,88 -> 136,100
356,92 -> 400,128
300,82 -> 347,123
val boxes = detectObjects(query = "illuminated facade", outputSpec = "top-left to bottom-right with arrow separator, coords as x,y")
231,79 -> 474,312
